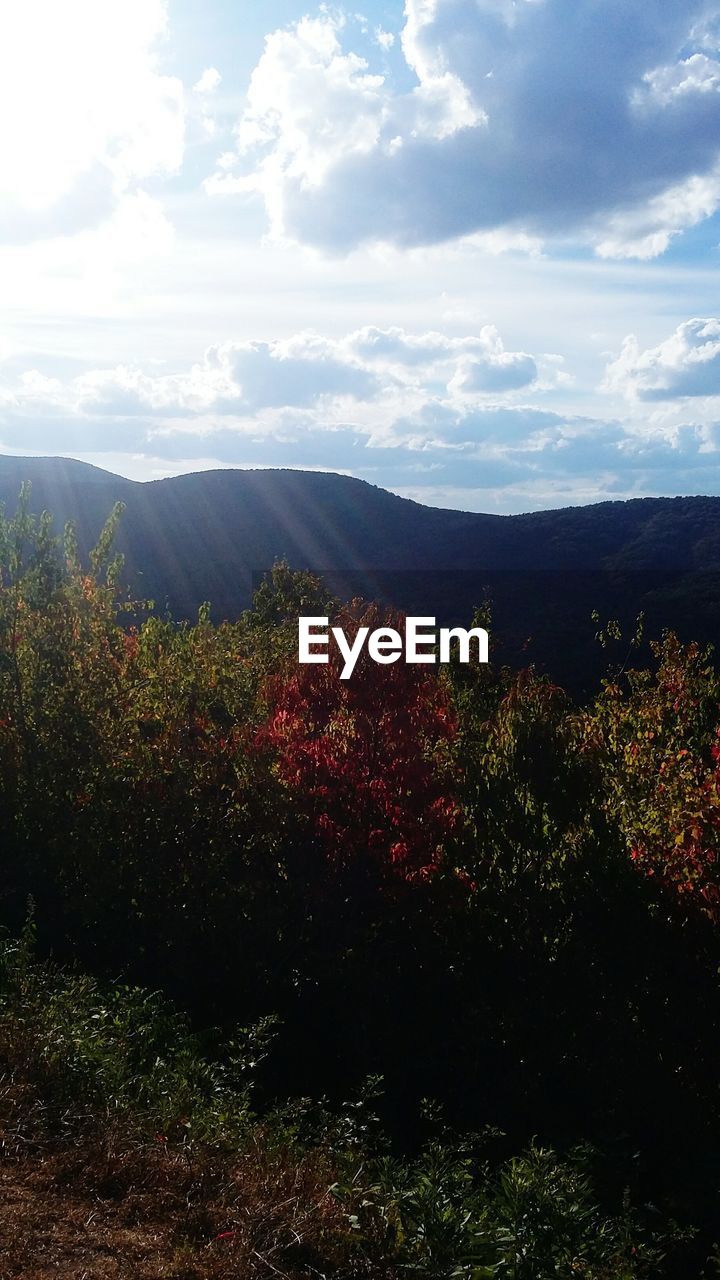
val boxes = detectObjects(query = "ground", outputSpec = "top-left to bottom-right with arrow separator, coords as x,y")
0,1142 -> 210,1279
0,1078 -> 375,1280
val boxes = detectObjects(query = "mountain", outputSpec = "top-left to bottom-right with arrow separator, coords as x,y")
3,455 -> 720,689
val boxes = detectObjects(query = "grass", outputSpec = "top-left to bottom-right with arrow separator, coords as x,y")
0,926 -> 689,1279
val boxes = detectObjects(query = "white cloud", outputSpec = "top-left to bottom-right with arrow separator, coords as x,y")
0,0 -> 184,240
206,10 -> 481,228
343,324 -> 537,390
604,319 -> 720,400
210,1 -> 720,256
5,319 -> 720,511
192,66 -> 223,137
0,324 -> 541,426
446,327 -> 538,393
637,52 -> 720,106
64,340 -> 378,417
0,323 -> 652,459
594,166 -> 720,259
375,27 -> 395,51
193,67 -> 222,95
233,16 -> 388,182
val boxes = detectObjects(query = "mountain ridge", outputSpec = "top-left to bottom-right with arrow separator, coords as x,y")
2,455 -> 720,688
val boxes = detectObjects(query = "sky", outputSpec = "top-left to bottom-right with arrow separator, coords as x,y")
2,1 -> 720,514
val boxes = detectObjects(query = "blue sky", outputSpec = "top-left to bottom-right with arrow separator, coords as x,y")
2,0 -> 720,513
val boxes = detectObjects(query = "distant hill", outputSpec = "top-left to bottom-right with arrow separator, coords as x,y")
2,455 -> 720,690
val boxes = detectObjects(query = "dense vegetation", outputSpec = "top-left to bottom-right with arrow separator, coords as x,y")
2,486 -> 720,1276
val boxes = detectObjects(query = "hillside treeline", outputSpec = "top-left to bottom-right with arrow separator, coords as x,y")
2,488 -> 720,1276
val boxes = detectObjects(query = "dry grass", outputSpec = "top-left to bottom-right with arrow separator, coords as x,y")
0,1080 -> 392,1280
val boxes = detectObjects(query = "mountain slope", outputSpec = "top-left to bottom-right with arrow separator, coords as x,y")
2,456 -> 720,686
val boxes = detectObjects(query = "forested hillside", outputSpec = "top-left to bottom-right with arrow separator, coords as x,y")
3,455 -> 720,689
2,490 -> 720,1275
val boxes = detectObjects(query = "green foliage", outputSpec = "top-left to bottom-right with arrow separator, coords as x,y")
2,490 -> 720,1274
332,1138 -> 683,1279
590,631 -> 720,917
246,559 -> 337,630
0,925 -> 257,1144
89,500 -> 126,585
0,928 -> 677,1279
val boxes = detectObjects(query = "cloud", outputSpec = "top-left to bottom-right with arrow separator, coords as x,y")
193,67 -> 222,96
375,28 -> 395,51
210,2 -> 720,256
605,319 -> 720,400
193,66 -> 222,137
205,10 -> 480,225
0,322 -> 562,481
386,402 -> 562,446
450,347 -> 538,395
5,323 -> 720,512
345,324 -> 538,390
66,339 -> 381,417
0,0 -> 184,241
593,166 -> 720,259
2,325 -> 536,421
210,340 -> 380,410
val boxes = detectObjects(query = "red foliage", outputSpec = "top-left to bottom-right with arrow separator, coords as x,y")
257,604 -> 461,881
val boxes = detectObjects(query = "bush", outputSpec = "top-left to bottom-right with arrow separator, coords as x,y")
1,491 -> 720,1272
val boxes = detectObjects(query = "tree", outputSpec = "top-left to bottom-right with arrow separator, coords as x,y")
258,601 -> 461,883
